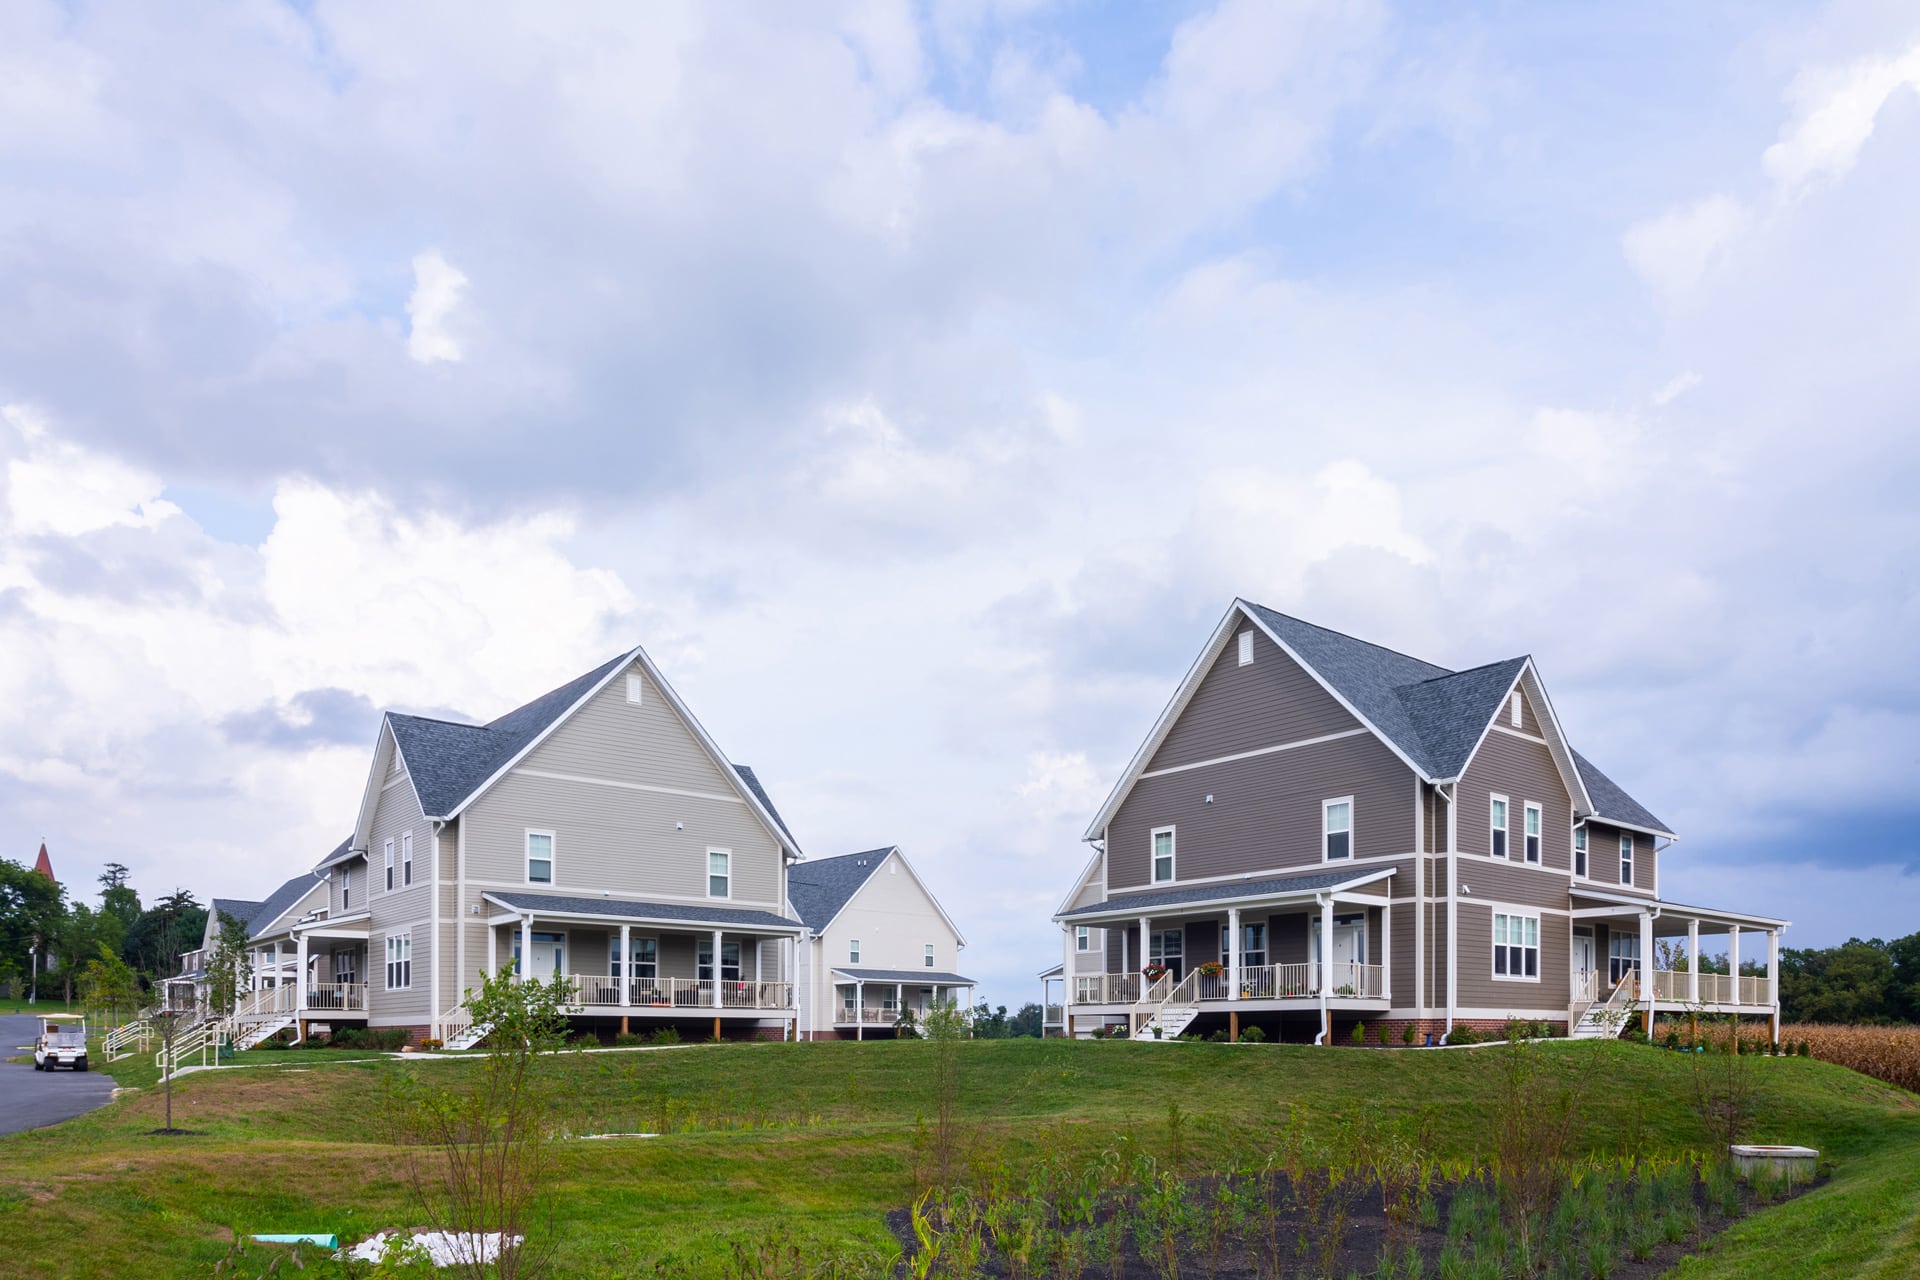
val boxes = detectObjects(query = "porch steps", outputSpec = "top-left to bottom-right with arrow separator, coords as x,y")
1569,976 -> 1635,1040
1133,1003 -> 1200,1040
233,1014 -> 297,1051
442,1020 -> 491,1051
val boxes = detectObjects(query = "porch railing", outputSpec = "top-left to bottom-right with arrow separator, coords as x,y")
1071,962 -> 1386,1005
1043,1003 -> 1065,1025
629,976 -> 714,1007
837,1003 -> 903,1024
1073,972 -> 1141,1004
302,982 -> 368,1012
722,980 -> 793,1009
1649,970 -> 1772,1007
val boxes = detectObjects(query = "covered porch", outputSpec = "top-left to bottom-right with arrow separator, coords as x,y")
1056,867 -> 1396,1042
474,891 -> 804,1038
1569,888 -> 1788,1038
1039,964 -> 1065,1037
829,966 -> 976,1038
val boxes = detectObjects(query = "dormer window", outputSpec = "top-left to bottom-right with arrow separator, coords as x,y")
1237,631 -> 1254,666
1510,691 -> 1523,727
626,672 -> 644,704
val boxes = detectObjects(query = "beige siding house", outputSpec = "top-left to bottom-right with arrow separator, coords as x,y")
192,644 -> 828,1046
787,847 -> 974,1039
1052,599 -> 1790,1045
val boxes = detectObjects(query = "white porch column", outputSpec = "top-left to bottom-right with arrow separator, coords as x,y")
1139,916 -> 1151,975
712,929 -> 724,1009
1768,929 -> 1781,1042
1380,900 -> 1391,1002
1728,927 -> 1741,1005
1639,911 -> 1655,1033
486,923 -> 497,978
518,916 -> 531,978
855,979 -> 864,1041
619,924 -> 632,1008
1318,896 -> 1334,1044
295,931 -> 308,1010
1062,927 -> 1075,1009
895,982 -> 904,1023
1227,907 -> 1240,1002
1687,919 -> 1700,1005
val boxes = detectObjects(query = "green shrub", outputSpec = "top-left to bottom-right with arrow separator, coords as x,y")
1238,1025 -> 1266,1043
613,1031 -> 646,1047
1351,1021 -> 1366,1045
327,1027 -> 365,1050
1402,1022 -> 1417,1046
1448,1026 -> 1480,1046
648,1026 -> 682,1045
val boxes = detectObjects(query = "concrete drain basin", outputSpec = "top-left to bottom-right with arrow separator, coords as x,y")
1730,1144 -> 1819,1183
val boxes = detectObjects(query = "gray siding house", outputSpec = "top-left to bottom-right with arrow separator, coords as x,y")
1054,599 -> 1789,1044
192,645 -> 818,1045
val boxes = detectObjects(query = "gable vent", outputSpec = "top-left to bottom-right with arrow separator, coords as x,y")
626,673 -> 644,705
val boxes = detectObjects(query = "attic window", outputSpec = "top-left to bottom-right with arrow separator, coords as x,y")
626,673 -> 644,705
1510,691 -> 1523,727
1237,631 -> 1254,666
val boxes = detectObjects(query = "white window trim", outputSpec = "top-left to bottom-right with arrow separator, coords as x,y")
1322,796 -> 1355,862
625,672 -> 644,705
706,847 -> 732,900
1510,690 -> 1524,728
385,931 -> 413,991
697,936 -> 742,983
1572,822 -> 1588,880
849,938 -> 861,963
1620,831 -> 1634,885
383,838 -> 395,893
1523,802 -> 1542,865
1490,794 -> 1509,859
924,943 -> 935,968
401,830 -> 414,886
1075,925 -> 1091,952
339,867 -> 351,911
1490,911 -> 1540,983
526,828 -> 556,886
1149,826 -> 1176,884
1237,630 -> 1254,666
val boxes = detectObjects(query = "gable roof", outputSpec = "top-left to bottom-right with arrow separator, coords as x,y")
1058,865 -> 1395,920
787,847 -> 893,930
1087,599 -> 1657,840
209,897 -> 266,928
481,889 -> 802,932
1572,749 -> 1673,837
245,872 -> 325,939
312,835 -> 357,872
358,647 -> 801,859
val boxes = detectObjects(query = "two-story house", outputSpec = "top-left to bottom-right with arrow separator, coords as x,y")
199,644 -> 826,1047
787,846 -> 975,1039
1053,600 -> 1789,1044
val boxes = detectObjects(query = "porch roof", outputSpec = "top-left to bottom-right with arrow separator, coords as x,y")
1056,865 -> 1393,923
832,966 -> 976,985
482,889 -> 804,933
1569,886 -> 1789,931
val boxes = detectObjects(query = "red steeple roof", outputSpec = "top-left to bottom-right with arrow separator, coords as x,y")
31,842 -> 55,883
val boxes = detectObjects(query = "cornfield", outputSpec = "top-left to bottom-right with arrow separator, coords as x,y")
1781,1023 -> 1920,1093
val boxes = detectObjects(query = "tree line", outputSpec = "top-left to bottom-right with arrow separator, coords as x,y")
0,855 -> 208,1016
1779,931 -> 1920,1025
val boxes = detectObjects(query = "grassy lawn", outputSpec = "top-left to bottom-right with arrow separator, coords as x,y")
1,1038 -> 1916,1278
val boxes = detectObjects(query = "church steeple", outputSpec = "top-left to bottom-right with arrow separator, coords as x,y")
31,841 -> 55,884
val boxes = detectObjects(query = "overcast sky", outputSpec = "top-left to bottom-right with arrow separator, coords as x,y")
3,1 -> 1917,1007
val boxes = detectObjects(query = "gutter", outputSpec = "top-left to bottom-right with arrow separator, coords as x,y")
1313,893 -> 1331,1046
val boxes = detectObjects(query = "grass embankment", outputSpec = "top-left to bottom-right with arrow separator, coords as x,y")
0,1039 -> 1916,1278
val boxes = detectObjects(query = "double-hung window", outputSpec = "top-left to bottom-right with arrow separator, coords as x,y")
1523,804 -> 1541,864
610,937 -> 623,979
1573,826 -> 1588,878
1492,913 -> 1538,979
340,868 -> 351,911
631,938 -> 658,982
385,933 -> 412,990
527,831 -> 554,884
401,830 -> 413,886
1150,828 -> 1175,883
849,939 -> 861,963
1609,933 -> 1641,984
1620,832 -> 1634,884
1490,796 -> 1509,858
383,838 -> 395,892
707,849 -> 731,899
1323,798 -> 1353,861
924,944 -> 935,968
1075,926 -> 1091,952
698,938 -> 742,983
1240,922 -> 1267,969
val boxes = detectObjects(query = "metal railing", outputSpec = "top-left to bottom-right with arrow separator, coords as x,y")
105,1019 -> 152,1060
157,1019 -> 228,1078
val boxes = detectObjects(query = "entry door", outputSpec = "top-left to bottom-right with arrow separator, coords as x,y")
528,934 -> 564,979
1571,931 -> 1597,1002
1312,918 -> 1366,992
1150,929 -> 1184,980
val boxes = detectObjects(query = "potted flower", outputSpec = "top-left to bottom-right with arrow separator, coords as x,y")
1141,963 -> 1169,982
1196,961 -> 1224,978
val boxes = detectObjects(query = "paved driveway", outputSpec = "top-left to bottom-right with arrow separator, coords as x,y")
0,1013 -> 117,1136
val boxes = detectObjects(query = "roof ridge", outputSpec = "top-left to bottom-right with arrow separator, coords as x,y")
791,847 -> 895,873
388,711 -> 486,729
1241,599 -> 1454,677
483,649 -> 633,730
1398,654 -> 1527,688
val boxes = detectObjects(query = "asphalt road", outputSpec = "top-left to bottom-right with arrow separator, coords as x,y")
0,1012 -> 118,1136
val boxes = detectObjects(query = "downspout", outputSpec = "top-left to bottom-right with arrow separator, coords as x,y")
1440,782 -> 1459,1045
1313,893 -> 1332,1045
430,818 -> 446,1042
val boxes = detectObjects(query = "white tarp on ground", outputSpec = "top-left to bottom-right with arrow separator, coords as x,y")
340,1231 -> 523,1266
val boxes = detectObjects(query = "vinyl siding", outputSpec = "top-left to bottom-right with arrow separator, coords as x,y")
812,852 -> 967,1033
1584,821 -> 1656,895
1110,731 -> 1415,889
367,746 -> 434,1026
522,666 -> 737,795
1147,628 -> 1362,772
1454,901 -> 1571,1010
1458,728 -> 1573,873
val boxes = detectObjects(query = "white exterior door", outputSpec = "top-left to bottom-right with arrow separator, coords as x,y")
1571,931 -> 1597,1002
528,935 -> 563,979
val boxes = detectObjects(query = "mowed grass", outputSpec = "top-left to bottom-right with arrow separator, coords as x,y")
2,1038 -> 1917,1278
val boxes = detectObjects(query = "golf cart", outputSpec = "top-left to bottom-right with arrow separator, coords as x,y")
33,1014 -> 89,1072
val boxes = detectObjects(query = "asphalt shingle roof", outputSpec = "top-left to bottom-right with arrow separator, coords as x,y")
830,965 -> 976,985
1242,601 -> 1666,833
786,847 -> 892,930
246,873 -> 325,939
483,889 -> 803,931
209,898 -> 265,928
1572,749 -> 1672,836
733,765 -> 796,847
1060,867 -> 1391,918
312,835 -> 356,871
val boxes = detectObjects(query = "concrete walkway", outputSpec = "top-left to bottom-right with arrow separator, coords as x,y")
0,1013 -> 117,1136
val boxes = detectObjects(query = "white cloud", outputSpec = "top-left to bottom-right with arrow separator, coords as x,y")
1,403 -> 180,538
406,249 -> 469,364
1762,44 -> 1920,189
1622,195 -> 1747,306
1651,371 -> 1702,406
